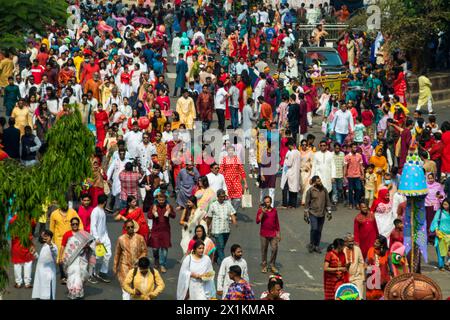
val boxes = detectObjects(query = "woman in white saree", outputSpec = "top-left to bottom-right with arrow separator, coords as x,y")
179,196 -> 208,254
177,240 -> 216,300
62,218 -> 96,299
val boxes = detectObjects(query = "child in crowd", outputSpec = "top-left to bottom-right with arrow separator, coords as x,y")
353,116 -> 366,144
361,104 -> 374,137
365,164 -> 377,207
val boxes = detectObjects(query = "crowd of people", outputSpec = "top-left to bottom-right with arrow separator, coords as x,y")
1,0 -> 450,300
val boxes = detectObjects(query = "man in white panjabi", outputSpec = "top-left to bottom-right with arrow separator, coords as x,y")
343,234 -> 365,298
216,244 -> 249,299
32,230 -> 58,300
311,140 -> 335,195
280,138 -> 301,208
171,33 -> 182,64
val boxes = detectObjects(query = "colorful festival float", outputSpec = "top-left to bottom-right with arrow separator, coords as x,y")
384,142 -> 442,300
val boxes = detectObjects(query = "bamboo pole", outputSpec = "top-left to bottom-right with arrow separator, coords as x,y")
410,197 -> 415,272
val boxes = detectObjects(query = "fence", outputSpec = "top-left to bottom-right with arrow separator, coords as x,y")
296,24 -> 349,42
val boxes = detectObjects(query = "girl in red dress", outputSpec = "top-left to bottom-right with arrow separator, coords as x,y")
323,238 -> 349,300
94,104 -> 109,148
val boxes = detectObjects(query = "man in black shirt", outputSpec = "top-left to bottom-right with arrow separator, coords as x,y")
2,117 -> 20,160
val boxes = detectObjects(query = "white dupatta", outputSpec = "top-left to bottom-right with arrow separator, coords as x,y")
176,254 -> 215,300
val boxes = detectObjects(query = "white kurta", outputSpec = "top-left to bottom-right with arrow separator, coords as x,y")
180,208 -> 208,253
311,151 -> 335,193
32,243 -> 58,300
280,149 -> 301,192
177,254 -> 215,300
107,158 -> 128,196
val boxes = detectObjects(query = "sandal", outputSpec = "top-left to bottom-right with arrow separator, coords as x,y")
261,265 -> 268,273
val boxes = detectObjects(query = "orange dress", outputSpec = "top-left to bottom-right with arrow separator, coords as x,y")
365,247 -> 390,300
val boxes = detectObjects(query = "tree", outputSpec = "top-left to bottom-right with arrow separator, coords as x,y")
0,106 -> 95,295
0,0 -> 68,51
348,0 -> 450,72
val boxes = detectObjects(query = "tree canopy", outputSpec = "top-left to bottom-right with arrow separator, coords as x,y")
0,0 -> 68,51
348,0 -> 450,71
0,107 -> 95,293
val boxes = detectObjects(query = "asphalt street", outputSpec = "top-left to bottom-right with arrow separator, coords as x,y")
3,64 -> 450,300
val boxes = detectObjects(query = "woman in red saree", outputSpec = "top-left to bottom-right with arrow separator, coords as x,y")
115,195 -> 150,243
228,34 -> 238,58
366,235 -> 390,300
88,156 -> 106,207
323,238 -> 349,300
155,88 -> 171,112
354,202 -> 379,259
393,70 -> 407,107
337,34 -> 349,64
239,40 -> 248,60
94,104 -> 109,148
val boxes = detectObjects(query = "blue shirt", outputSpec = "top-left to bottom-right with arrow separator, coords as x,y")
153,60 -> 164,76
143,49 -> 154,66
265,28 -> 276,42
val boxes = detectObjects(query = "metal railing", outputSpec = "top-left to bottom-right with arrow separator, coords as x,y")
296,24 -> 349,42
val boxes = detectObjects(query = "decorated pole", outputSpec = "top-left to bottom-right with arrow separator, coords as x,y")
397,146 -> 428,273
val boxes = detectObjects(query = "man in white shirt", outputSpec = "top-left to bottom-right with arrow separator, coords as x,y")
104,87 -> 123,111
311,140 -> 335,195
330,103 -> 355,145
123,122 -> 143,159
206,163 -> 228,194
161,122 -> 173,143
242,98 -> 258,148
90,195 -> 112,282
137,132 -> 157,175
235,57 -> 249,76
258,8 -> 270,24
214,81 -> 229,132
228,77 -> 240,129
106,149 -> 130,213
216,244 -> 249,299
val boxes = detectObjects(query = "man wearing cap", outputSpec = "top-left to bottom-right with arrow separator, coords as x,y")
113,219 -> 148,300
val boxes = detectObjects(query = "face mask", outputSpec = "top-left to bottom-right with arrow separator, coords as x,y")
385,179 -> 391,185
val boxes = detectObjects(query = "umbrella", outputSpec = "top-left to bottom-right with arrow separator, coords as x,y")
132,17 -> 151,25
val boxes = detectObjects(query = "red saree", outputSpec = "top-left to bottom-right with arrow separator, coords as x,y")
120,207 -> 150,242
323,250 -> 349,300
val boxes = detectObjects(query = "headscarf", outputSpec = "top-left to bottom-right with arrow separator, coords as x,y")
360,135 -> 373,165
370,188 -> 390,212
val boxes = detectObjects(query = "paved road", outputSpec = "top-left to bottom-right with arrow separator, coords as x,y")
3,64 -> 450,300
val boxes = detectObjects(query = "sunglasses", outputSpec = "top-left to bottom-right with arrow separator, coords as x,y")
71,223 -> 79,226
126,226 -> 134,230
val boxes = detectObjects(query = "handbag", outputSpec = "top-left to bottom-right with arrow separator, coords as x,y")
241,190 -> 253,208
95,243 -> 107,257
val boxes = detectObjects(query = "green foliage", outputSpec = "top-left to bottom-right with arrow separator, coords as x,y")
0,0 -> 68,52
0,105 -> 95,292
348,0 -> 450,71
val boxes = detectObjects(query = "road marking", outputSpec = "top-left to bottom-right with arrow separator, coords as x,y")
298,265 -> 315,280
